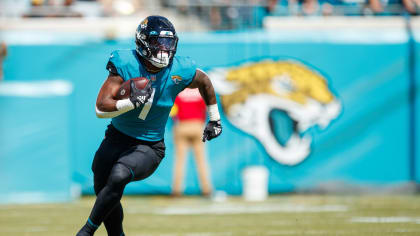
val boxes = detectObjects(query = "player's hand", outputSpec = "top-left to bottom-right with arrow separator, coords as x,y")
202,120 -> 222,142
129,80 -> 152,108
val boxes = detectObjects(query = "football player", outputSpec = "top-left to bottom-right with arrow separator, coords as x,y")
76,15 -> 222,236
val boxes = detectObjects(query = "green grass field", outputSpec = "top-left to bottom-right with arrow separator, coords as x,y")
1,194 -> 420,236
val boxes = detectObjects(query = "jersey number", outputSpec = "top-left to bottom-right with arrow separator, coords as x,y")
138,89 -> 155,120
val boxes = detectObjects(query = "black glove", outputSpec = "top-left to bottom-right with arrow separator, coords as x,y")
129,80 -> 152,108
202,120 -> 222,142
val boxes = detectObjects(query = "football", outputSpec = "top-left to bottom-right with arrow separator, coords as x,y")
115,77 -> 149,100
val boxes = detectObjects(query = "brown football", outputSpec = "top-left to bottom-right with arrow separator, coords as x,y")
115,77 -> 149,100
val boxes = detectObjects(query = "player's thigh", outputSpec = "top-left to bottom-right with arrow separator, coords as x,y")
117,142 -> 165,182
92,139 -> 127,192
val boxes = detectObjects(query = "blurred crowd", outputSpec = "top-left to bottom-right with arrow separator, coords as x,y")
0,0 -> 418,29
1,0 -> 160,18
167,0 -> 419,30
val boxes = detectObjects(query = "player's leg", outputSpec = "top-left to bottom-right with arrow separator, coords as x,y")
77,125 -> 129,236
77,162 -> 132,236
87,162 -> 132,231
172,123 -> 189,196
122,141 -> 165,182
89,142 -> 165,226
103,203 -> 124,236
77,141 -> 165,236
94,180 -> 124,236
191,122 -> 212,196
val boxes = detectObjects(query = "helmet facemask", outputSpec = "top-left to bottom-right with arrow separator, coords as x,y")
147,36 -> 177,68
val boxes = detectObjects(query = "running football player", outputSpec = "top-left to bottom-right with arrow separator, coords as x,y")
76,15 -> 222,236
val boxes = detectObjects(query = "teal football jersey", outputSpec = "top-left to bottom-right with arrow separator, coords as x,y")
106,49 -> 197,141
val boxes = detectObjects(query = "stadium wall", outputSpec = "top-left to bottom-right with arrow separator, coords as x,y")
1,18 -> 419,202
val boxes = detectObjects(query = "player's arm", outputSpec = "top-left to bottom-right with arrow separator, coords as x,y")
188,68 -> 222,141
95,72 -> 134,118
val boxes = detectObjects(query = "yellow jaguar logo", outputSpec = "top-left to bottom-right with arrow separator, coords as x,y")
209,60 -> 341,165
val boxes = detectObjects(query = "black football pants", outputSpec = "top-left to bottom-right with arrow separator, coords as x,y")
89,124 -> 165,236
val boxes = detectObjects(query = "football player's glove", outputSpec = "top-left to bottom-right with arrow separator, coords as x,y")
129,80 -> 152,108
202,120 -> 222,142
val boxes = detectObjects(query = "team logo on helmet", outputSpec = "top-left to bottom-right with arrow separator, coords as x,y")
140,18 -> 148,29
209,60 -> 341,165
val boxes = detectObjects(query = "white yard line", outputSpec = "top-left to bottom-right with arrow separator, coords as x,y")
350,217 -> 420,224
267,230 -> 348,235
148,204 -> 348,215
133,233 -> 232,236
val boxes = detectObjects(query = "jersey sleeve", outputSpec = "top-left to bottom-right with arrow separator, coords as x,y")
106,51 -> 126,80
180,57 -> 198,88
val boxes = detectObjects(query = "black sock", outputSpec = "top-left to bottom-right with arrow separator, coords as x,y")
76,218 -> 99,236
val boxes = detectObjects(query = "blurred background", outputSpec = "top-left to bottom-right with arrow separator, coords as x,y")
0,0 -> 420,204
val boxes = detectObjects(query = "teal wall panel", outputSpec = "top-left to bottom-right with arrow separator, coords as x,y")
0,28 -> 417,200
0,92 -> 74,203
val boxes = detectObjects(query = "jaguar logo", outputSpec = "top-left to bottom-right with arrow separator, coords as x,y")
140,18 -> 148,29
209,60 -> 341,165
171,75 -> 182,84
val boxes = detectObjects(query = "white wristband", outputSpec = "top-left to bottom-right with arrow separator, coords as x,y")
207,104 -> 220,121
95,99 -> 134,119
116,99 -> 134,112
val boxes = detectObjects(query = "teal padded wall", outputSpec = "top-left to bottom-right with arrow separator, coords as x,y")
1,27 -> 418,200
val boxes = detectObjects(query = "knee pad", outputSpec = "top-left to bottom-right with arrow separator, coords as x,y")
107,163 -> 133,189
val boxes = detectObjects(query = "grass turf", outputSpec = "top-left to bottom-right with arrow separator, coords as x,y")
1,194 -> 420,236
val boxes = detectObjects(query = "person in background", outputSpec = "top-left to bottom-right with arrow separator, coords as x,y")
0,41 -> 7,81
365,0 -> 409,15
301,0 -> 321,15
24,0 -> 82,17
402,0 -> 419,14
170,87 -> 213,197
